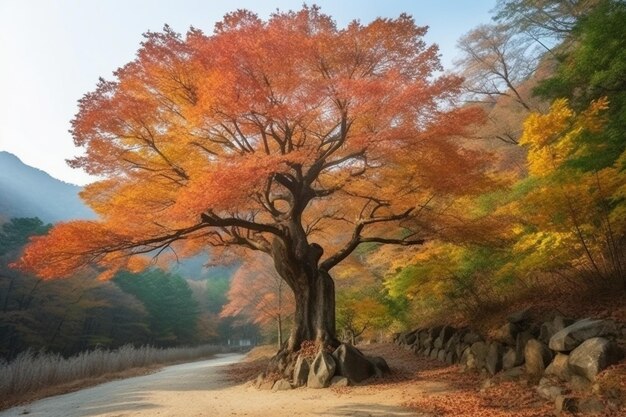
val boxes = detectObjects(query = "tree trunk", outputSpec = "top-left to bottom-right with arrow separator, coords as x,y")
271,236 -> 338,354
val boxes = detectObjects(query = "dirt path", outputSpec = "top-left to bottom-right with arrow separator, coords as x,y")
0,344 -> 558,417
0,350 -> 449,417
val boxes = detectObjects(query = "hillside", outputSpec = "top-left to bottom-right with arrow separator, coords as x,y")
0,152 -> 95,223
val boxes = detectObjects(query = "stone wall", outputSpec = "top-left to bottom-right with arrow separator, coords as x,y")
394,311 -> 625,414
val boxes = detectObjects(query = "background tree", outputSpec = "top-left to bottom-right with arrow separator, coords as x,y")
221,254 -> 295,348
17,7 -> 491,354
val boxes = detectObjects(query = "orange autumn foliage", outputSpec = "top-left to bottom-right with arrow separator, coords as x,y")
17,7 -> 491,281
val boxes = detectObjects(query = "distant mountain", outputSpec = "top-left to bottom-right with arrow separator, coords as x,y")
0,151 -> 96,223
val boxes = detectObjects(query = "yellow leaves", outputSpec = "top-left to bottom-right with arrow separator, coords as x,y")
520,98 -> 609,176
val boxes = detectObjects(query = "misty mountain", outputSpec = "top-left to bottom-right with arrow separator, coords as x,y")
0,151 -> 96,223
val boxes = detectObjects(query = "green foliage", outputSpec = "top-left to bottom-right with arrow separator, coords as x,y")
0,218 -> 51,256
205,273 -> 230,314
534,0 -> 626,171
114,269 -> 198,346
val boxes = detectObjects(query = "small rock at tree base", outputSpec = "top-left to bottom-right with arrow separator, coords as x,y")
332,343 -> 375,383
367,356 -> 390,376
568,337 -> 623,381
293,355 -> 311,387
307,349 -> 336,388
272,378 -> 293,391
330,376 -> 350,387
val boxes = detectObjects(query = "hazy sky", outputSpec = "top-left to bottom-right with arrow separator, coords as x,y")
0,0 -> 494,185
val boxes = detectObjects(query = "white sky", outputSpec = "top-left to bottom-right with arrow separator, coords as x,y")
0,0 -> 494,186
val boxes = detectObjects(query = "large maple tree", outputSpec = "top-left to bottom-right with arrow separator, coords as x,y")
18,7 -> 489,352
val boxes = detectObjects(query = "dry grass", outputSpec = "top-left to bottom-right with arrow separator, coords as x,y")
0,344 -> 227,411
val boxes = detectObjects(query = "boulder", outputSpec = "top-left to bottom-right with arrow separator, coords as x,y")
536,378 -> 563,401
418,330 -> 429,348
568,337 -> 623,381
524,338 -> 553,377
493,322 -> 519,346
570,374 -> 593,392
255,372 -> 274,390
330,376 -> 350,387
555,395 -> 578,414
515,331 -> 533,366
456,343 -> 469,359
437,326 -> 456,348
544,353 -> 572,382
549,318 -> 615,352
507,308 -> 531,324
445,331 -> 462,353
405,331 -> 418,346
463,331 -> 483,345
422,347 -> 431,357
499,366 -> 525,381
307,350 -> 336,388
272,378 -> 293,391
486,342 -> 504,375
470,341 -> 489,370
429,348 -> 440,360
332,343 -> 375,383
293,355 -> 311,387
445,351 -> 457,364
367,356 -> 390,377
502,348 -> 517,370
437,349 -> 446,362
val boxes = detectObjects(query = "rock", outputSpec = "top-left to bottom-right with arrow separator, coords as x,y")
515,331 -> 533,366
499,366 -> 525,381
545,353 -> 572,382
418,330 -> 429,348
437,349 -> 446,362
549,318 -> 615,352
445,350 -> 457,364
405,332 -> 418,345
423,336 -> 434,349
555,395 -> 578,414
524,338 -> 553,377
507,308 -> 531,324
272,378 -> 293,391
367,356 -> 390,377
578,397 -> 605,414
307,350 -> 336,388
429,348 -> 439,360
570,375 -> 592,392
502,348 -> 517,370
422,347 -> 431,357
486,342 -> 504,375
330,376 -> 350,387
493,322 -> 519,346
456,343 -> 469,359
429,325 -> 444,339
256,373 -> 274,390
463,331 -> 483,345
293,355 -> 311,387
437,326 -> 456,348
568,337 -> 623,381
445,331 -> 462,353
332,343 -> 375,383
536,380 -> 563,401
470,341 -> 489,370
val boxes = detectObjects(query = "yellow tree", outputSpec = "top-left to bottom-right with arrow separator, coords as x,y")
17,7 -> 491,354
